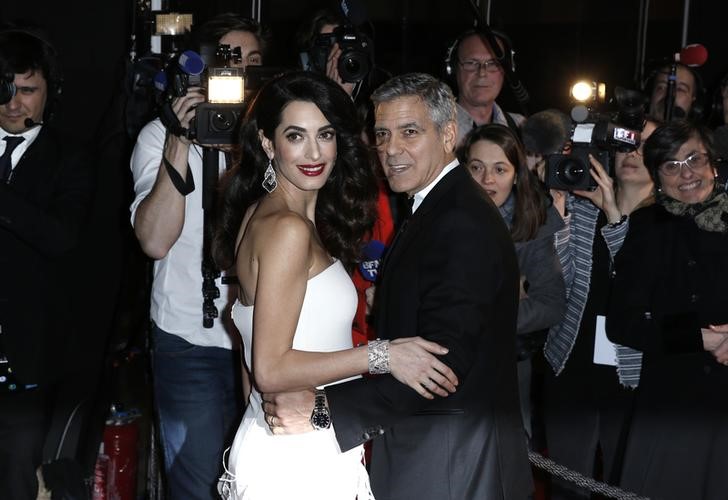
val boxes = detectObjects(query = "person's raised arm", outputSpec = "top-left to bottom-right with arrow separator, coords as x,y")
132,89 -> 205,259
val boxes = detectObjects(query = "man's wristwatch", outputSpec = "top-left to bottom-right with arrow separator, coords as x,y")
310,389 -> 331,430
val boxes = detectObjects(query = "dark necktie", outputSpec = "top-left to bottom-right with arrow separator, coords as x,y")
0,136 -> 25,183
405,195 -> 415,217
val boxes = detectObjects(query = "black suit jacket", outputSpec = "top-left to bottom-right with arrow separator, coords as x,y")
0,127 -> 93,385
326,165 -> 532,500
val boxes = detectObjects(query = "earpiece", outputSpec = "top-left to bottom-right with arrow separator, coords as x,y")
0,26 -> 63,119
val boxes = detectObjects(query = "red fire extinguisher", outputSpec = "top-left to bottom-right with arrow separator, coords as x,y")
101,406 -> 141,500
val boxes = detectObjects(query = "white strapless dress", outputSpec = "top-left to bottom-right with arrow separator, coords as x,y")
218,260 -> 374,499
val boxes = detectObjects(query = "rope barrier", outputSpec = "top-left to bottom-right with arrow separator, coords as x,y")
528,451 -> 650,500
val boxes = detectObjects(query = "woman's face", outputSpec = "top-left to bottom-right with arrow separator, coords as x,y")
261,100 -> 337,194
657,136 -> 716,204
466,139 -> 516,207
615,121 -> 657,188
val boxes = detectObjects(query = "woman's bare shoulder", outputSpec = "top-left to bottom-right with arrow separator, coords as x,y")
252,209 -> 312,249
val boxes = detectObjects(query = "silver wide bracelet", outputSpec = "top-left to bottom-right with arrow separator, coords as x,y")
368,339 -> 391,374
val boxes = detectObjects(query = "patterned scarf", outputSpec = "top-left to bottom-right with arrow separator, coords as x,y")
659,187 -> 728,233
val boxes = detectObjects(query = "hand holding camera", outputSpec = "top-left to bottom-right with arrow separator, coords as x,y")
325,43 -> 356,96
170,87 -> 205,145
309,24 -> 372,84
156,46 -> 245,146
571,154 -> 622,224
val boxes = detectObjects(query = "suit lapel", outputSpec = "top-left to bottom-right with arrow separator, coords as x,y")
8,129 -> 54,195
380,165 -> 466,274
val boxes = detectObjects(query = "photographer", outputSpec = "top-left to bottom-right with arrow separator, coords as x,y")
129,14 -> 269,499
295,6 -> 380,104
647,62 -> 702,122
0,26 -> 93,499
542,117 -> 659,499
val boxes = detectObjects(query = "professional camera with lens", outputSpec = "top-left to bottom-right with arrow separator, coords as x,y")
546,144 -> 610,191
156,44 -> 245,145
309,24 -> 373,83
545,117 -> 641,190
1,69 -> 16,105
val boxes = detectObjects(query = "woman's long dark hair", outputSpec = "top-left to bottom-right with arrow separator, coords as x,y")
213,70 -> 377,271
459,124 -> 546,242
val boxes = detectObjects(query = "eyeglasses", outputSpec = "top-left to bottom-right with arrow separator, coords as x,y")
458,59 -> 502,74
657,152 -> 711,176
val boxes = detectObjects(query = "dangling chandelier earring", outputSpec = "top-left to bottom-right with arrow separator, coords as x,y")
262,159 -> 277,193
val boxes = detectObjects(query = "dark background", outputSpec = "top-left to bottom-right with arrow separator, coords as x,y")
2,0 -> 725,393
1,0 -> 725,487
3,0 -> 727,149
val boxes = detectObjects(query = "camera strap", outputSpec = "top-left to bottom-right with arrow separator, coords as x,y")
159,101 -> 190,139
162,155 -> 195,196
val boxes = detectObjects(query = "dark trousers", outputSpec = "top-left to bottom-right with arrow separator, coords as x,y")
543,366 -> 633,500
151,325 -> 243,500
0,388 -> 50,500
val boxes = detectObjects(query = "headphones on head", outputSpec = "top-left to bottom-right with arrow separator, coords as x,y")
444,29 -> 515,78
641,61 -> 706,122
0,25 -> 63,120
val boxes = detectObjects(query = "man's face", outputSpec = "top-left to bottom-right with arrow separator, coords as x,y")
0,70 -> 47,134
455,34 -> 504,110
373,95 -> 456,196
219,30 -> 262,69
649,66 -> 696,119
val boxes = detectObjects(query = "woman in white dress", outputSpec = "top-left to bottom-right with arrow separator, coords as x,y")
212,71 -> 458,499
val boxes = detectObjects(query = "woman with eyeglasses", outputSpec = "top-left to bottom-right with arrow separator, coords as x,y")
606,119 -> 728,500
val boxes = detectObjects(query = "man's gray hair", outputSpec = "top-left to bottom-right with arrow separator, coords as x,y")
371,73 -> 456,132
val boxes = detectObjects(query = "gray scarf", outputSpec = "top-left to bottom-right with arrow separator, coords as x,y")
659,187 -> 728,233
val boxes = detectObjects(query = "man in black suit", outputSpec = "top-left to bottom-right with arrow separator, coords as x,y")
0,28 -> 92,499
264,73 -> 532,499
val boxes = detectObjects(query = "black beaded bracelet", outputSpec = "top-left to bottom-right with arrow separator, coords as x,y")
606,214 -> 628,228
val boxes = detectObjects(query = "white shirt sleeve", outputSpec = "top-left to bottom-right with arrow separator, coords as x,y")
129,119 -> 166,227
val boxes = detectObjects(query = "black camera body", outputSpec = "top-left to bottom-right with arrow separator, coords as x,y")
157,46 -> 245,145
193,102 -> 242,145
309,24 -> 372,83
0,70 -> 15,105
546,145 -> 610,191
545,118 -> 640,191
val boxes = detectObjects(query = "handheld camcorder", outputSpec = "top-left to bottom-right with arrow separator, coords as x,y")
156,44 -> 245,145
545,89 -> 644,191
1,56 -> 16,105
1,73 -> 15,105
309,24 -> 373,83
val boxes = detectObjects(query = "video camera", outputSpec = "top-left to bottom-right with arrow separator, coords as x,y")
309,24 -> 373,83
545,88 -> 645,191
0,70 -> 15,105
155,44 -> 245,145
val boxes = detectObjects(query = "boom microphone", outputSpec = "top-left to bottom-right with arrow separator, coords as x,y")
676,44 -> 708,67
24,117 -> 43,128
